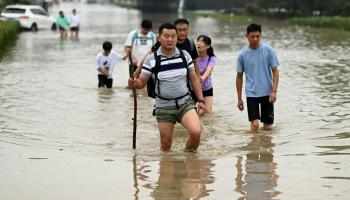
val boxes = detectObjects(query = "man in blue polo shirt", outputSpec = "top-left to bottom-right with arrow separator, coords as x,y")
236,23 -> 280,132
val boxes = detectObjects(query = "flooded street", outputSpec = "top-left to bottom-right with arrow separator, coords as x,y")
1,2 -> 349,200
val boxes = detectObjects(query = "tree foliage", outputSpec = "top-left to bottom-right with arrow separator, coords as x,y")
4,0 -> 36,5
231,0 -> 350,16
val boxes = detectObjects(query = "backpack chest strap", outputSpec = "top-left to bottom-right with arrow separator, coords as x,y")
153,50 -> 190,108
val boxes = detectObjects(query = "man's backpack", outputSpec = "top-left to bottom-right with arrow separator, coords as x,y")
147,74 -> 156,98
147,49 -> 188,99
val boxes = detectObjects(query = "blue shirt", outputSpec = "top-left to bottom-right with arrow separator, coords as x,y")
236,43 -> 280,97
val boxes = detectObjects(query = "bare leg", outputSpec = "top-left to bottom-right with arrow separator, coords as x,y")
158,122 -> 175,152
204,96 -> 213,114
181,109 -> 201,151
250,119 -> 259,132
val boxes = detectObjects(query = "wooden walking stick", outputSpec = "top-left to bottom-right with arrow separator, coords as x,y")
128,51 -> 137,149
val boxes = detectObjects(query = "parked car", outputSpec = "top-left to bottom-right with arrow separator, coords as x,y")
0,4 -> 56,31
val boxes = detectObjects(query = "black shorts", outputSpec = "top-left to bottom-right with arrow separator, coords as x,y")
98,74 -> 113,88
190,87 -> 213,102
70,26 -> 79,31
246,96 -> 274,124
203,88 -> 213,97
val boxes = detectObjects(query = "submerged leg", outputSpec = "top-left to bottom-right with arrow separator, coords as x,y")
181,109 -> 201,151
158,122 -> 175,152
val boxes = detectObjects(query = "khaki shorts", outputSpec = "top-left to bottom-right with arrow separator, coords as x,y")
155,99 -> 196,124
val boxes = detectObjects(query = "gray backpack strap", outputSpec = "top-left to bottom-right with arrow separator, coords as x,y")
188,37 -> 195,53
151,32 -> 156,45
131,30 -> 138,46
178,49 -> 191,94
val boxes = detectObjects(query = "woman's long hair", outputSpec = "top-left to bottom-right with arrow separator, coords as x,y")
197,35 -> 215,57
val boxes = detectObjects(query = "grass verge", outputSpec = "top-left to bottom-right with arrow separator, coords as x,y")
0,21 -> 20,58
289,16 -> 350,31
188,11 -> 252,21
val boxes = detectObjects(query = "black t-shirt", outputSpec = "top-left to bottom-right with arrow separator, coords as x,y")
151,38 -> 198,60
176,38 -> 198,60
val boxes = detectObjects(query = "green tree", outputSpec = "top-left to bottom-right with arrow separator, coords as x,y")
5,0 -> 36,5
220,0 -> 349,16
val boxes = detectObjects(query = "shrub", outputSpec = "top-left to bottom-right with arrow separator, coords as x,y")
289,16 -> 350,31
0,20 -> 20,55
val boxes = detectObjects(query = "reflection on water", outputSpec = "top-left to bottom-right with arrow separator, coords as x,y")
153,158 -> 214,199
133,154 -> 215,199
236,134 -> 280,200
133,155 -> 140,200
97,88 -> 114,103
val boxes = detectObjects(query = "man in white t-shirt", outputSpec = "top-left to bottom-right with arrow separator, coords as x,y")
96,41 -> 122,88
69,9 -> 80,38
124,19 -> 156,68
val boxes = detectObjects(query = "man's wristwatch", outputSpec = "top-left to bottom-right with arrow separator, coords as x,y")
198,100 -> 205,105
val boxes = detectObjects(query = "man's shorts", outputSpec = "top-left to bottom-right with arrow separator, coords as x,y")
70,26 -> 79,31
246,96 -> 274,124
155,99 -> 196,124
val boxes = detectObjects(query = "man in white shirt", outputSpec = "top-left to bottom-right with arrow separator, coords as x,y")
96,41 -> 122,88
124,19 -> 156,73
69,9 -> 80,38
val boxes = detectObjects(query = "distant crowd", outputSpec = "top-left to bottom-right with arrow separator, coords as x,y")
55,9 -> 80,39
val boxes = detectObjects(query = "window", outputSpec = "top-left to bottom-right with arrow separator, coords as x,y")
31,9 -> 48,16
4,8 -> 26,14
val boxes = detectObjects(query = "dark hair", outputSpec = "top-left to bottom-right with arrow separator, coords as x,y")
102,41 -> 112,51
197,35 -> 215,57
247,23 -> 262,34
158,23 -> 177,35
59,11 -> 64,15
141,19 -> 152,29
72,9 -> 76,13
174,18 -> 189,25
